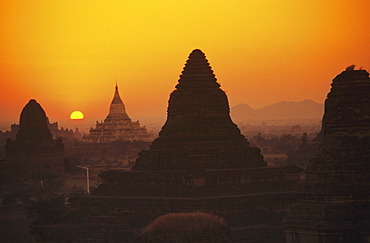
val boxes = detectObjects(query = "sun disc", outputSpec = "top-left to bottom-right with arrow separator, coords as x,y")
70,111 -> 84,120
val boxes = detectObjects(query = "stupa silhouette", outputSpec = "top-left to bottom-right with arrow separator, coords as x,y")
5,99 -> 64,175
284,67 -> 370,242
133,49 -> 266,170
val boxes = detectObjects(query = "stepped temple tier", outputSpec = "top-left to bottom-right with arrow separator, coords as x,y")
5,99 -> 64,175
35,50 -> 302,242
284,66 -> 370,242
83,84 -> 154,143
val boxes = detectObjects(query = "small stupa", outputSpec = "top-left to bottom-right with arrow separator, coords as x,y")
5,99 -> 64,175
83,84 -> 154,143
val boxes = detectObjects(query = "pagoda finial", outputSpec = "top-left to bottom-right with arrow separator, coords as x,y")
115,78 -> 118,90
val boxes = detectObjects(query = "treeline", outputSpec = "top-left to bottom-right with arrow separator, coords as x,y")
238,123 -> 320,155
249,133 -> 307,155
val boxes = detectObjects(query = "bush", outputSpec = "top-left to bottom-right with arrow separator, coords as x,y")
133,212 -> 232,243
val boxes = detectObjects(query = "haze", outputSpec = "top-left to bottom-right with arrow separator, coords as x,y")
1,1 -> 369,128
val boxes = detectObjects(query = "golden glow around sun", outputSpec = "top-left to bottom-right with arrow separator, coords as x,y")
70,111 -> 84,120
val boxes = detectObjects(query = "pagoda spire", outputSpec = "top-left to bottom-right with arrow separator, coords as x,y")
165,49 -> 230,119
111,82 -> 123,105
107,82 -> 130,120
176,49 -> 220,89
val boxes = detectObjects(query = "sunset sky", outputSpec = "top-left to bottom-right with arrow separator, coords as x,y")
1,1 -> 369,129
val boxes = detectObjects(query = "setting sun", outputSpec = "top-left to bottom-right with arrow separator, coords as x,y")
70,111 -> 84,120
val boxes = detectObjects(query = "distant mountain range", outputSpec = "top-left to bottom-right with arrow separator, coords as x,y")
230,99 -> 323,123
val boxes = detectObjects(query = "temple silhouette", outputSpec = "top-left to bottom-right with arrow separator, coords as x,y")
34,50 -> 302,242
133,49 -> 266,170
4,99 -> 64,175
83,84 -> 154,143
284,67 -> 370,242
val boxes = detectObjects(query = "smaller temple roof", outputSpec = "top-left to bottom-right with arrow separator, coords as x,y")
16,99 -> 53,141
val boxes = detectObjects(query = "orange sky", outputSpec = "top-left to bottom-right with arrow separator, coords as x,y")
1,0 -> 369,129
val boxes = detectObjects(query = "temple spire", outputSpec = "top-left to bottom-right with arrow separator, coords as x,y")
111,82 -> 123,105
107,83 -> 130,120
176,49 -> 220,89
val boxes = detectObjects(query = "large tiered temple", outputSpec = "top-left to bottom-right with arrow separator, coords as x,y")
284,66 -> 370,242
35,50 -> 302,242
83,84 -> 154,143
133,49 -> 266,171
5,99 -> 64,175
